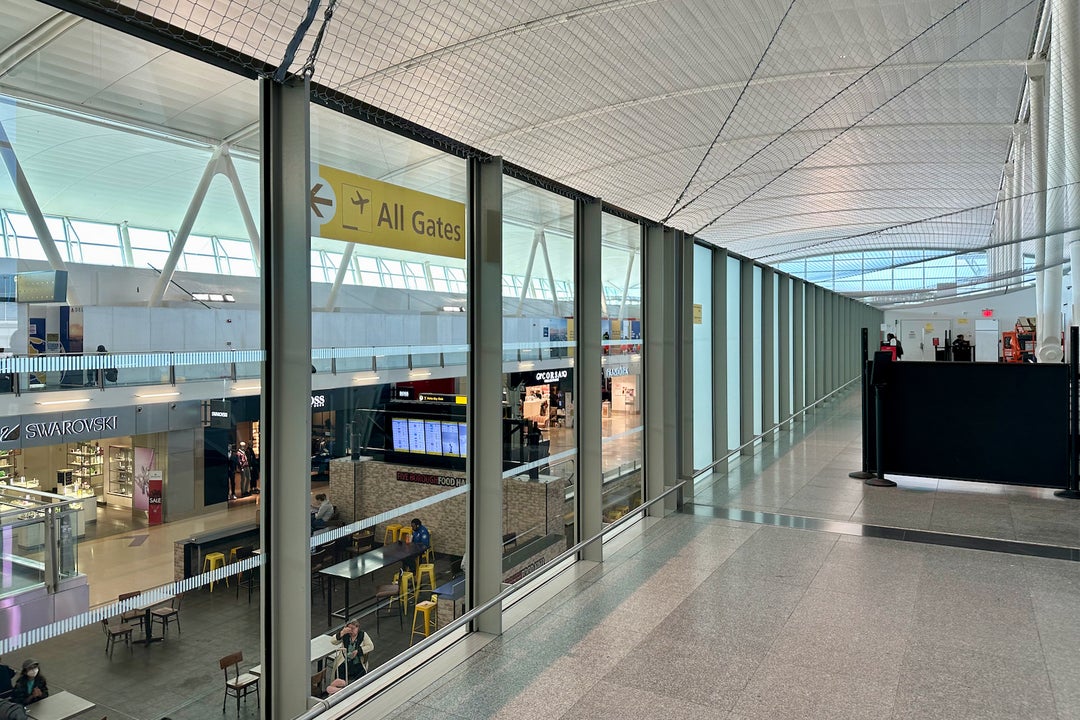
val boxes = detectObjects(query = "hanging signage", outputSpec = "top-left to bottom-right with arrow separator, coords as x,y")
310,164 -> 466,259
209,400 -> 232,428
418,393 -> 467,404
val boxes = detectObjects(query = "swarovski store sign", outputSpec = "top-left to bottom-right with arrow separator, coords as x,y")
0,403 -> 199,450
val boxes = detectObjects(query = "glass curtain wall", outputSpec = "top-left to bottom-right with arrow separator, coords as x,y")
501,177 -> 577,576
752,265 -> 763,435
692,244 -> 713,470
600,214 -> 643,520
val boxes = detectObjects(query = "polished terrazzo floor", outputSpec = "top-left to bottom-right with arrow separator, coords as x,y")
369,392 -> 1080,720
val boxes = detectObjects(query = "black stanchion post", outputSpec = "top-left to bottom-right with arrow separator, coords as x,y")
1055,326 -> 1080,498
850,327 -> 875,480
866,351 -> 897,488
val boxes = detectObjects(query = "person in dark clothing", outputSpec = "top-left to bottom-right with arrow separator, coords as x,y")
0,658 -> 15,696
243,442 -> 259,493
886,333 -> 904,359
10,659 -> 47,706
0,698 -> 27,719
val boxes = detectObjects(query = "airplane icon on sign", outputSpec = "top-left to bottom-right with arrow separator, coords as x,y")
350,191 -> 370,213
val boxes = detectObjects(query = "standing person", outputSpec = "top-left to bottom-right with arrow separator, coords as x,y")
886,333 -> 904,360
10,660 -> 47,706
334,620 -> 373,682
227,445 -> 239,500
236,442 -> 251,497
243,442 -> 259,494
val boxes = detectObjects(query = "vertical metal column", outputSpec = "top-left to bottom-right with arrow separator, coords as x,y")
805,283 -> 817,410
259,76 -> 312,720
778,275 -> 791,431
816,288 -> 827,401
793,279 -> 805,419
713,248 -> 729,456
466,156 -> 504,635
664,228 -> 681,502
1042,24 -> 1065,361
575,198 -> 602,563
678,232 -> 694,484
761,269 -> 775,440
643,224 -> 668,513
739,259 -> 755,453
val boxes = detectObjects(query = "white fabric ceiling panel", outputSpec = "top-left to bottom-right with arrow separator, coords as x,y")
0,0 -> 1047,279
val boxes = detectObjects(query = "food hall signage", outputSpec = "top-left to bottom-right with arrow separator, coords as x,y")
396,470 -> 466,488
3,415 -> 119,441
534,370 -> 568,383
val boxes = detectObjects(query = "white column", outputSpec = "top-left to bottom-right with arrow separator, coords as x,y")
1029,62 -> 1048,338
1042,21 -> 1066,361
1055,0 -> 1080,322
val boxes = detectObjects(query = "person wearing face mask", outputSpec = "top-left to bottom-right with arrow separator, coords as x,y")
10,660 -> 46,706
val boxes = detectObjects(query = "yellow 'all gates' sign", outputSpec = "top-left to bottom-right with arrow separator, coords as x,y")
310,164 -> 466,259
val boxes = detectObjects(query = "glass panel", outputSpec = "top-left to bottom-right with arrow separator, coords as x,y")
601,213 -> 642,521
502,176 -> 576,569
309,100 -> 469,674
753,266 -> 763,435
693,244 -> 713,470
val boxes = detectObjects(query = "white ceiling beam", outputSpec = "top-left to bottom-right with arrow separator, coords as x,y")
0,12 -> 81,78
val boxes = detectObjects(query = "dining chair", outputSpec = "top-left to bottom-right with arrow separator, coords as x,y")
118,591 -> 143,628
219,651 -> 259,717
101,617 -> 136,657
150,594 -> 182,637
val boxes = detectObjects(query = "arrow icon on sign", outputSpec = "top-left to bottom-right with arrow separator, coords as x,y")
310,183 -> 333,218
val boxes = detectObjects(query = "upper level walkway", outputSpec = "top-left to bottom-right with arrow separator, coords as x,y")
357,391 -> 1080,720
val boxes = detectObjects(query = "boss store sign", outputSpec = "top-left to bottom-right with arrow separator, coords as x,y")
210,390 -> 345,429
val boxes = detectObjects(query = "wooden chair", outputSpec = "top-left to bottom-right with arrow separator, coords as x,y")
150,595 -> 182,637
374,581 -> 403,633
219,651 -> 259,717
310,667 -> 327,698
101,618 -> 136,657
118,591 -> 143,630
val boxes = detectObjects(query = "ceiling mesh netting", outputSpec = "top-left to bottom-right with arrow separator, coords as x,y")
54,0 -> 1056,289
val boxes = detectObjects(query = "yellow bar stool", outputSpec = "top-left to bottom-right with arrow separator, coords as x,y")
228,546 -> 244,563
410,595 -> 438,646
396,571 -> 415,612
202,551 -> 228,591
398,528 -> 413,544
414,562 -> 436,603
383,524 -> 403,545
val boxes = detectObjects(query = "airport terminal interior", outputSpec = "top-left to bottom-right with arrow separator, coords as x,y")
0,0 -> 1077,718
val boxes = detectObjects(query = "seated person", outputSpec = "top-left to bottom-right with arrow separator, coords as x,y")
399,518 -> 430,572
311,493 -> 334,530
10,660 -> 46,706
333,620 -> 373,682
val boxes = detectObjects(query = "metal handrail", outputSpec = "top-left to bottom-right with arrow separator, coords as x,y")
296,479 -> 686,720
691,375 -> 859,479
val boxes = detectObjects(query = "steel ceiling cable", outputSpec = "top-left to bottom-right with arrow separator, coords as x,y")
665,0 -> 978,225
661,0 -> 798,222
692,0 -> 1038,237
